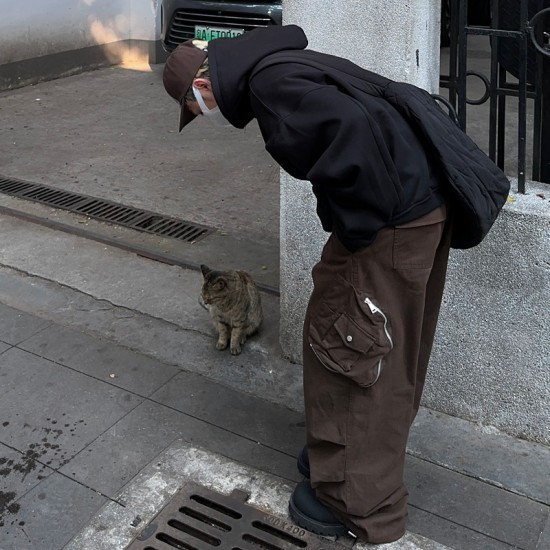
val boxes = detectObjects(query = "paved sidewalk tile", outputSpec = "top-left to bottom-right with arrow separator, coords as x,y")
536,515 -> 550,550
0,303 -> 50,346
0,347 -> 143,469
59,399 -> 300,499
1,471 -> 107,550
408,506 -> 517,550
150,369 -> 305,455
405,457 -> 549,549
19,323 -> 180,397
0,442 -> 53,519
409,408 -> 550,505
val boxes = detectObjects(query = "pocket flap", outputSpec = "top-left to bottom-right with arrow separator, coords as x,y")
326,313 -> 376,353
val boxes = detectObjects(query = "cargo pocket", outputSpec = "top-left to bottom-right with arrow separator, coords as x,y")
308,276 -> 393,388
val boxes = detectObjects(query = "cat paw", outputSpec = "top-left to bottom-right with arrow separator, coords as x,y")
216,341 -> 228,351
230,345 -> 242,356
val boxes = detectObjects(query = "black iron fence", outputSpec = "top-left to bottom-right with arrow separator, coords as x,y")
440,0 -> 550,192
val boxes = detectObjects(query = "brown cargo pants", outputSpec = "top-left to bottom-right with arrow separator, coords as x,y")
303,204 -> 450,543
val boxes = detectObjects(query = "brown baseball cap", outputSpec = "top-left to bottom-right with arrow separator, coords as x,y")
163,40 -> 208,131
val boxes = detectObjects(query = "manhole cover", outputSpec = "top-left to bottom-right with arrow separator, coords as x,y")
128,482 -> 348,550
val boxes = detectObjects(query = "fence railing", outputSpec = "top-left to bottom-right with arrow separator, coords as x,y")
440,0 -> 550,192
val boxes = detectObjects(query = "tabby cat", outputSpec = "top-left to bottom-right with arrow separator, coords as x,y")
200,264 -> 263,355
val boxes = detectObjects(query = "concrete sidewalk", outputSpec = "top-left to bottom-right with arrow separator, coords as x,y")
0,52 -> 549,549
0,259 -> 548,549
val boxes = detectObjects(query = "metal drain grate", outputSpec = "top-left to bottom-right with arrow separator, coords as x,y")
0,176 -> 214,243
129,483 -> 344,550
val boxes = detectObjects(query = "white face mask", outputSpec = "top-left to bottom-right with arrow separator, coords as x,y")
192,86 -> 231,127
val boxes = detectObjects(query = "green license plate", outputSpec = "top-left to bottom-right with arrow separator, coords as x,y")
194,25 -> 245,41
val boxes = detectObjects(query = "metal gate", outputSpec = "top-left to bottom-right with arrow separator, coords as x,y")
440,0 -> 550,192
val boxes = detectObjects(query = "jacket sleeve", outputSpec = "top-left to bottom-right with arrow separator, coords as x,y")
262,86 -> 404,251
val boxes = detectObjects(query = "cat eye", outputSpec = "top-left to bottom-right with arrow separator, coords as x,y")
214,280 -> 226,290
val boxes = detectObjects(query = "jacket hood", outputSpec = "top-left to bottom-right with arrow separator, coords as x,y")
208,25 -> 308,128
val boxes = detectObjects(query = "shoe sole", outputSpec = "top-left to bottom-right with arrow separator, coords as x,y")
288,494 -> 349,537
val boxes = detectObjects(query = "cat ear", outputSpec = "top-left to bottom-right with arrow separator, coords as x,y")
200,264 -> 211,278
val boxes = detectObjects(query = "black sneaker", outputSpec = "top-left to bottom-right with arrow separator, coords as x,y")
297,445 -> 310,478
289,479 -> 349,537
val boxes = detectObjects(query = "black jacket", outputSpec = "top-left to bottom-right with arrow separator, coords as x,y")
209,25 -> 510,250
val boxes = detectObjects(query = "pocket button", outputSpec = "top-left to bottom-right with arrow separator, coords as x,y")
346,335 -> 353,342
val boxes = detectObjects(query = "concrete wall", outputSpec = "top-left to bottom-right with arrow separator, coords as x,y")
0,0 -> 162,90
425,181 -> 550,445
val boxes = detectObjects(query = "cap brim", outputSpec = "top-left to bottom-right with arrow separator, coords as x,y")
179,102 -> 197,131
163,40 -> 208,132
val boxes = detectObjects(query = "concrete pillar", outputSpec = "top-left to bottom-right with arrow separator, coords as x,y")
280,0 -> 442,361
